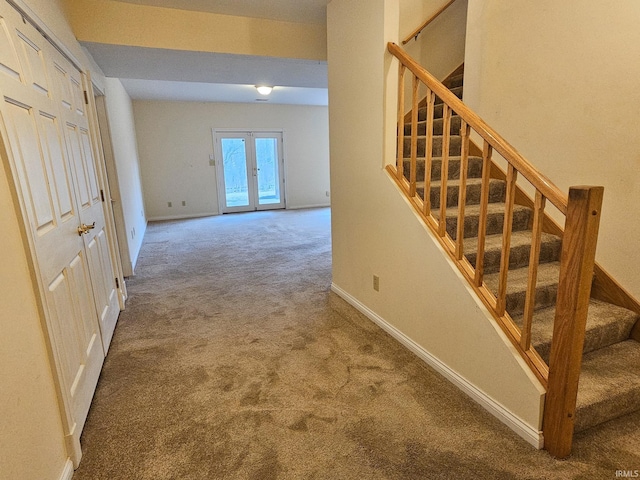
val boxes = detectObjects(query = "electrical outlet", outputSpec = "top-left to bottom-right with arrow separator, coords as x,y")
326,190 -> 330,197
373,275 -> 380,292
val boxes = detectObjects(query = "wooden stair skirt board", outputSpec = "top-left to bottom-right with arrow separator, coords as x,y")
395,67 -> 640,452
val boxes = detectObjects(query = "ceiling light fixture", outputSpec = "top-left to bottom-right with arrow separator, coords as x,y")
256,85 -> 273,95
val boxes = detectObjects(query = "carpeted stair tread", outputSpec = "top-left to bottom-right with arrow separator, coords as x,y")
403,135 -> 462,157
435,202 -> 532,239
402,156 -> 484,182
404,115 -> 462,136
483,262 -> 561,316
512,299 -> 640,364
416,178 -> 506,209
464,231 -> 562,273
575,340 -> 640,432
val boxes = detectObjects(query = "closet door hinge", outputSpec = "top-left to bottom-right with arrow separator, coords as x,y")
115,277 -> 120,289
100,189 -> 105,202
84,90 -> 89,105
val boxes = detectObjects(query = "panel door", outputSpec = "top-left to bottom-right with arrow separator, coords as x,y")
0,3 -> 116,455
59,66 -> 119,350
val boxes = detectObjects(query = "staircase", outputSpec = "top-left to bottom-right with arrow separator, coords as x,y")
397,63 -> 640,451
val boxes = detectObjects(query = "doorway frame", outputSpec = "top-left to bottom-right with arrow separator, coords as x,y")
212,128 -> 287,214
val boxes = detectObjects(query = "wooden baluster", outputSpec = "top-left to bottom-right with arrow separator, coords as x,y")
521,190 -> 546,351
409,75 -> 419,197
455,120 -> 471,259
496,163 -> 517,316
423,89 -> 435,216
438,103 -> 451,237
396,64 -> 406,180
474,142 -> 492,286
543,186 -> 604,459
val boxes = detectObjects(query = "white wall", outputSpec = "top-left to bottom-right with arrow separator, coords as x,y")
328,0 -> 545,445
132,101 -> 330,220
0,145 -> 69,480
464,0 -> 640,299
104,77 -> 147,272
64,0 -> 327,61
401,0 -> 468,81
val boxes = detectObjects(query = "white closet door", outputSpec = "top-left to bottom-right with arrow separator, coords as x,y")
0,3 -> 119,461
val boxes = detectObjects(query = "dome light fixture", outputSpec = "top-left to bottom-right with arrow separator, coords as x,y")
256,85 -> 273,95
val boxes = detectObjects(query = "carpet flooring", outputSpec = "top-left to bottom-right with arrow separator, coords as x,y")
73,208 -> 640,479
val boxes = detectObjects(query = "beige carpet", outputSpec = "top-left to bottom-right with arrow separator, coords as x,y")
73,208 -> 640,479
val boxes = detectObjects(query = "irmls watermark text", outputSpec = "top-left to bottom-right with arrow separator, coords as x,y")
616,471 -> 640,478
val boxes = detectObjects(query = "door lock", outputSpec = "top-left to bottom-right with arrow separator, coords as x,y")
77,222 -> 96,236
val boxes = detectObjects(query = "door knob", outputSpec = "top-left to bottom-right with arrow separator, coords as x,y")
77,222 -> 96,236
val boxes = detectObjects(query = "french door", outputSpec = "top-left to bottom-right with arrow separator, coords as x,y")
214,131 -> 285,213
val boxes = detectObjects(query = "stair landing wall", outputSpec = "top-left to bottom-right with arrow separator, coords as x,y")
463,0 -> 640,300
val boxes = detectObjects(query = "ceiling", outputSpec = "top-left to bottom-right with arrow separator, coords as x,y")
87,0 -> 331,105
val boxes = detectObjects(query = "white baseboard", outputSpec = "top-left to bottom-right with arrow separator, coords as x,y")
331,283 -> 544,449
59,459 -> 74,480
147,212 -> 219,222
286,203 -> 330,210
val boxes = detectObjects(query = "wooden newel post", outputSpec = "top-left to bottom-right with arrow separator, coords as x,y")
543,186 -> 604,458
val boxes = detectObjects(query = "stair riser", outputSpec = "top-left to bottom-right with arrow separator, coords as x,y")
531,305 -> 639,366
575,388 -> 640,433
416,180 -> 505,209
403,136 -> 462,157
402,157 -> 484,182
418,103 -> 446,121
465,238 -> 562,275
502,284 -> 559,318
447,75 -> 464,89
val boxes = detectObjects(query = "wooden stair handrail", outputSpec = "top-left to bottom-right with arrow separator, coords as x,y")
388,42 -> 615,458
402,0 -> 457,45
388,42 -> 568,215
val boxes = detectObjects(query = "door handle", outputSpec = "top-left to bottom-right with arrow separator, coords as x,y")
77,222 -> 96,236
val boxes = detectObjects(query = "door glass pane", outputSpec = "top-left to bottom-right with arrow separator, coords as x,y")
221,138 -> 249,207
255,138 -> 280,205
